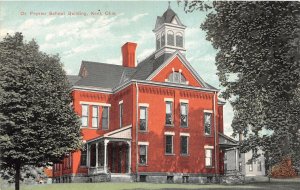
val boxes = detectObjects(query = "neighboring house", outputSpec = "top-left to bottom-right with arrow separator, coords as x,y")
52,6 -> 234,183
224,147 -> 266,177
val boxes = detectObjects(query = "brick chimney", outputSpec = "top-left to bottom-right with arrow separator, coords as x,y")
122,42 -> 137,68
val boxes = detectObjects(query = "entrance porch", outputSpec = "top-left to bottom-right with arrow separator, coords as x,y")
86,125 -> 132,175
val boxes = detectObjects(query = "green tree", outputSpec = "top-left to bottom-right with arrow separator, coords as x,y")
0,33 -> 82,190
183,1 -> 300,171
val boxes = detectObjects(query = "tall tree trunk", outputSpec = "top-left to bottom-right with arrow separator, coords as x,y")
15,162 -> 20,190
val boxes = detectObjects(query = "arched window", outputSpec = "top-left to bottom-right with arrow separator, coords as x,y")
161,32 -> 165,47
168,71 -> 186,84
176,33 -> 183,47
156,35 -> 160,50
167,30 -> 174,46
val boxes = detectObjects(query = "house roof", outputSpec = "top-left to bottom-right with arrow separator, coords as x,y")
68,51 -> 218,92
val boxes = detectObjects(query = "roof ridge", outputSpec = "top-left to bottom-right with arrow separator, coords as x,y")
82,60 -> 125,68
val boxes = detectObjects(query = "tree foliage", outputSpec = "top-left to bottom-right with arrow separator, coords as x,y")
183,1 -> 300,170
0,33 -> 82,189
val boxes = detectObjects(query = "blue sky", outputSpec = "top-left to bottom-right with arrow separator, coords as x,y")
0,1 -> 235,136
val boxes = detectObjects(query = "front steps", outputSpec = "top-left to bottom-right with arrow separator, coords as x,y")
110,173 -> 133,182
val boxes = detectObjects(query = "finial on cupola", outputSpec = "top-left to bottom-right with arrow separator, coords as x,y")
168,1 -> 171,9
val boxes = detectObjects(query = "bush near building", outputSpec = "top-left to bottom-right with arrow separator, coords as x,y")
271,158 -> 297,178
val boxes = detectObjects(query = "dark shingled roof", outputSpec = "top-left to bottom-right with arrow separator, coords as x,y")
131,53 -> 172,80
71,61 -> 136,89
68,52 -> 172,90
67,75 -> 81,86
155,8 -> 185,30
68,52 -> 218,91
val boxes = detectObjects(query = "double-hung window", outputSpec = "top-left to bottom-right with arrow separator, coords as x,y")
204,112 -> 212,135
139,145 -> 147,165
102,106 -> 109,130
205,149 -> 213,167
81,105 -> 88,127
165,135 -> 173,154
180,136 -> 188,155
257,161 -> 262,171
80,144 -> 87,166
165,101 -> 173,125
249,162 -> 253,171
92,106 -> 98,128
180,103 -> 188,128
140,107 -> 148,131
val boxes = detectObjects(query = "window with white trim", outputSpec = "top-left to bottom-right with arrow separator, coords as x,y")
167,72 -> 186,84
257,161 -> 262,171
102,106 -> 109,130
80,144 -> 87,166
165,135 -> 173,154
167,30 -> 174,46
156,35 -> 160,50
92,105 -> 98,128
81,104 -> 88,127
139,106 -> 148,131
204,112 -> 212,135
249,162 -> 253,171
161,32 -> 165,47
165,101 -> 173,125
205,149 -> 213,167
180,136 -> 188,155
119,103 -> 123,128
180,103 -> 188,128
139,145 -> 147,165
176,32 -> 183,47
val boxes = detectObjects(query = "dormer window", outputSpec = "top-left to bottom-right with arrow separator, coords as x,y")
168,71 -> 186,84
176,33 -> 183,48
167,30 -> 174,46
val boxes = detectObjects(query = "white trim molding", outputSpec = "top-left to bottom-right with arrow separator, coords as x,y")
138,141 -> 149,146
164,98 -> 174,102
204,110 -> 213,113
179,99 -> 189,103
79,101 -> 111,107
138,103 -> 149,107
119,100 -> 123,104
180,132 -> 190,137
204,145 -> 214,149
164,131 -> 175,136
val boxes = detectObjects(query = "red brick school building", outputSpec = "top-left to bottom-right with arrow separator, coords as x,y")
52,6 -> 236,183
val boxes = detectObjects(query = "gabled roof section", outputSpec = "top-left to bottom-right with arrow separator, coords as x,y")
219,133 -> 239,149
68,52 -> 218,91
130,52 -> 172,80
146,51 -> 213,89
74,61 -> 136,89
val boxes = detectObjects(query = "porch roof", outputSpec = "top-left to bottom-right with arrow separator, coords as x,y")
87,125 -> 132,144
219,133 -> 239,149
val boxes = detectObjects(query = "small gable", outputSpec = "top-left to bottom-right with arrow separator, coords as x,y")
150,55 -> 204,88
171,17 -> 179,25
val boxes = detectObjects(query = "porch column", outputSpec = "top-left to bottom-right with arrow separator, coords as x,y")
104,139 -> 109,173
95,143 -> 99,168
126,141 -> 131,173
87,144 -> 90,167
235,147 -> 238,171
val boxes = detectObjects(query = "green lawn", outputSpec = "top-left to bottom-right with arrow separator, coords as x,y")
2,180 -> 300,190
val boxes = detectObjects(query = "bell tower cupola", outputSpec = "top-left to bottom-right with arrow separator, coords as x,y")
153,2 -> 186,58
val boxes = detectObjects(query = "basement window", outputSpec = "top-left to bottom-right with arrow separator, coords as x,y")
182,176 -> 189,183
139,175 -> 147,182
167,176 -> 174,183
